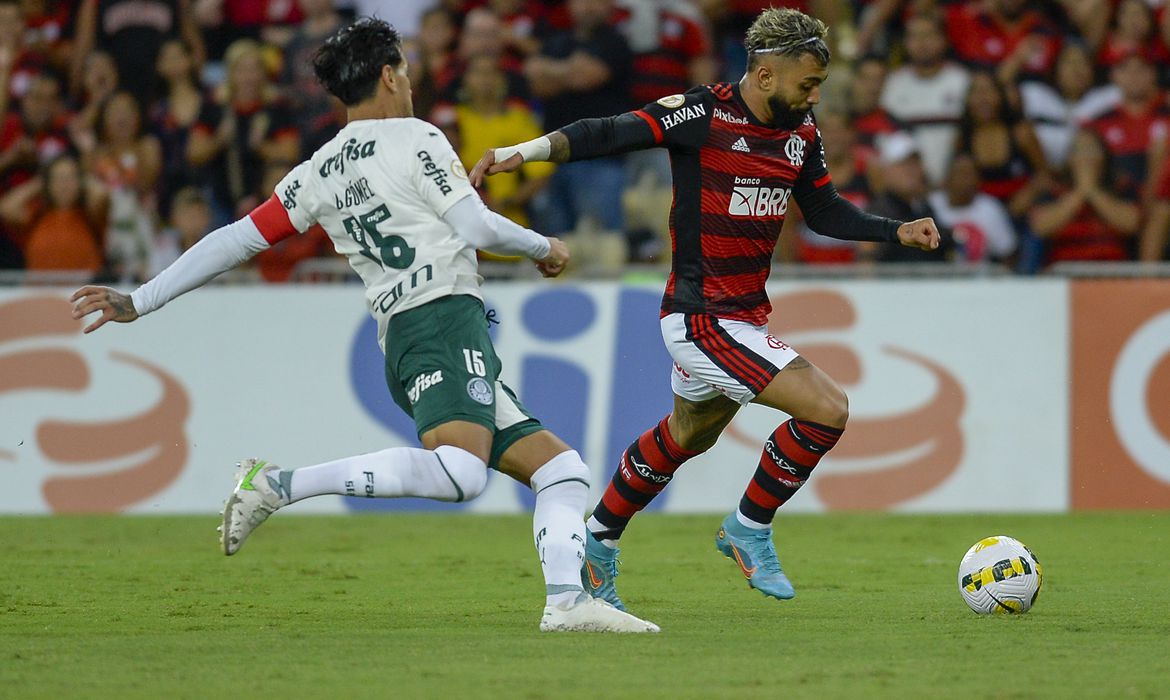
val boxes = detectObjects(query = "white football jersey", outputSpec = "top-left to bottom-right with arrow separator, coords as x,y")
274,117 -> 481,348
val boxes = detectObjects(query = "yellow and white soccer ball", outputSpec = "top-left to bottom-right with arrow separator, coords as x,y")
957,535 -> 1043,614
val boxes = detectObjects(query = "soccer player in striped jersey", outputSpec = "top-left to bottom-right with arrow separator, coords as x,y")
473,8 -> 940,607
69,18 -> 660,633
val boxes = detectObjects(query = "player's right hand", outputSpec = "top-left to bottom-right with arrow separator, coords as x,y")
536,237 -> 569,278
70,286 -> 140,334
469,149 -> 524,188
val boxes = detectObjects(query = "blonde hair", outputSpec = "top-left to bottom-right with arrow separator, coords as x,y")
745,8 -> 830,66
216,39 -> 280,104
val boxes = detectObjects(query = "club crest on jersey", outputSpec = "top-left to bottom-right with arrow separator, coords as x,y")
785,134 -> 806,167
660,103 -> 706,131
657,94 -> 685,108
319,138 -> 376,177
466,377 -> 494,405
729,178 -> 791,217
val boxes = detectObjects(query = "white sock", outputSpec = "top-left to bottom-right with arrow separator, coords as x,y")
285,445 -> 487,504
530,450 -> 591,609
736,508 -> 771,530
585,516 -> 619,549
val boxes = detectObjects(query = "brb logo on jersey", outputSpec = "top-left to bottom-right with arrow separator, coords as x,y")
729,178 -> 791,217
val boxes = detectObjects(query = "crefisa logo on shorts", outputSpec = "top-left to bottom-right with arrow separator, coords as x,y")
466,377 -> 494,405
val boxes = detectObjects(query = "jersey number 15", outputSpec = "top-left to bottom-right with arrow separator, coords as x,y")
342,204 -> 416,270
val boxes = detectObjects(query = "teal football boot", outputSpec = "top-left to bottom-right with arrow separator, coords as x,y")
715,513 -> 796,600
581,531 -> 627,611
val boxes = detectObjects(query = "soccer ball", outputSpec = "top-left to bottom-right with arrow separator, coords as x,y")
957,535 -> 1043,614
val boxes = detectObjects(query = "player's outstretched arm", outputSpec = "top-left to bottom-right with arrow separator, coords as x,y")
469,132 -> 569,187
441,193 -> 569,277
70,286 -> 139,334
896,218 -> 942,251
71,213 -> 275,333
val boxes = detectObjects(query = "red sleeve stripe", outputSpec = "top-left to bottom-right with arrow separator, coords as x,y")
814,173 -> 832,188
249,194 -> 300,245
633,109 -> 664,144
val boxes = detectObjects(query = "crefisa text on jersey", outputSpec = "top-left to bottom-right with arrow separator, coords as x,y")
319,138 -> 377,178
661,103 -> 706,130
334,177 -> 374,209
416,150 -> 452,195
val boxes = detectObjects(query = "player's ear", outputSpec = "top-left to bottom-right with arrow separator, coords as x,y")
382,64 -> 397,91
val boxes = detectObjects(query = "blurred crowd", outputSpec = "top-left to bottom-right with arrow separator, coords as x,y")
1,0 -> 1169,283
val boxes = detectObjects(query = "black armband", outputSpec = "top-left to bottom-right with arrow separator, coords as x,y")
559,113 -> 655,162
799,186 -> 900,243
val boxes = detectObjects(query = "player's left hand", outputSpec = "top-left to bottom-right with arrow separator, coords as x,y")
70,286 -> 139,334
896,218 -> 941,251
469,149 -> 524,188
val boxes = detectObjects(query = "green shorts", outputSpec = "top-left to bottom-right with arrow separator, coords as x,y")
384,294 -> 543,469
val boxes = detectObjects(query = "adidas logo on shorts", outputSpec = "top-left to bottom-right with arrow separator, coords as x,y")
731,137 -> 750,153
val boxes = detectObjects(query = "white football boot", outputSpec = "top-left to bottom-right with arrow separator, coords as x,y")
219,459 -> 288,555
540,596 -> 661,633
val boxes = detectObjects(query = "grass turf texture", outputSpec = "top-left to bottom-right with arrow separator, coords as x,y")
1,513 -> 1167,699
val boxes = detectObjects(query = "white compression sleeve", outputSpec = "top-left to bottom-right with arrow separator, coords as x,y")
530,450 -> 591,607
130,216 -> 271,316
285,445 -> 488,504
441,194 -> 551,259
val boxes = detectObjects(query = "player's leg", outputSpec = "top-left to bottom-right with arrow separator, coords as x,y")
495,428 -> 659,633
220,296 -> 498,555
709,324 -> 847,600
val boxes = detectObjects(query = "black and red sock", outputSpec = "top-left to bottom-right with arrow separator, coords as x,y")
587,416 -> 699,541
738,420 -> 843,526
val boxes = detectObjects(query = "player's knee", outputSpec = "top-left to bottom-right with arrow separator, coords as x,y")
434,445 -> 489,501
820,386 -> 849,429
530,449 -> 591,493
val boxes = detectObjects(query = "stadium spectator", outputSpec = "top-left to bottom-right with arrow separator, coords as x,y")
1140,166 -> 1170,261
1020,41 -> 1121,168
148,185 -> 213,276
84,90 -> 162,282
1086,50 -> 1169,204
525,0 -> 633,242
150,40 -> 208,220
0,70 -> 70,193
945,0 -> 1061,81
879,11 -> 970,186
454,55 -> 552,227
847,54 -> 897,164
956,71 -> 1049,219
927,152 -> 1018,263
68,50 -> 118,139
193,0 -> 304,58
281,0 -> 345,156
0,153 -> 106,273
1029,129 -> 1141,264
0,0 -> 49,117
1097,0 -> 1170,68
341,0 -> 440,39
488,0 -> 546,61
71,0 -> 205,107
868,131 -> 951,262
793,110 -> 871,264
187,39 -> 299,222
617,0 -> 717,107
406,7 -> 459,125
445,7 -> 531,104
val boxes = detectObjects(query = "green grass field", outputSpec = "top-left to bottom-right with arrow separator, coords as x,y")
2,513 -> 1168,699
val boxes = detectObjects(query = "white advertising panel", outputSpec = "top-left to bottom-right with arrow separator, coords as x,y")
0,280 -> 1068,514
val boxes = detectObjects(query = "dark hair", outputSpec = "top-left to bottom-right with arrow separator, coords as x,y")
313,18 -> 404,106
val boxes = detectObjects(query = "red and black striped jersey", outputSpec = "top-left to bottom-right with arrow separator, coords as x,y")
635,83 -> 833,324
560,81 -> 899,325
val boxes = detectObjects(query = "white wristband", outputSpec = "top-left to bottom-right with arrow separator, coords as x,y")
493,136 -> 551,164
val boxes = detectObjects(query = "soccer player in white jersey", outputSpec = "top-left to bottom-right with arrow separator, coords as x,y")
70,18 -> 659,634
